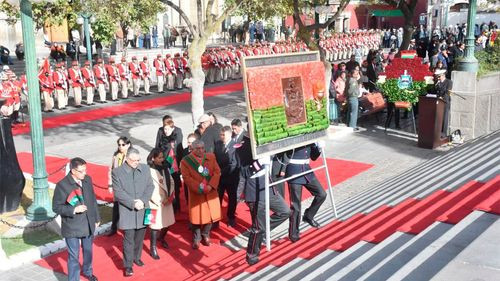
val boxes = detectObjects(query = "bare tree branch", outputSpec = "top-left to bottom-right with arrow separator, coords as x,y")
213,0 -> 244,28
306,0 -> 350,31
197,0 -> 204,37
162,0 -> 195,35
205,0 -> 215,26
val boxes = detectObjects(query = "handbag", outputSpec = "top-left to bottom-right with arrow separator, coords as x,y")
143,208 -> 157,225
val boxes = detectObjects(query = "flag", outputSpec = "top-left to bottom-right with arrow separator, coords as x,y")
38,58 -> 50,80
165,146 -> 178,174
143,208 -> 157,225
66,188 -> 84,206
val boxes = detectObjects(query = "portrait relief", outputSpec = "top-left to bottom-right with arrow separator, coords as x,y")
282,77 -> 306,126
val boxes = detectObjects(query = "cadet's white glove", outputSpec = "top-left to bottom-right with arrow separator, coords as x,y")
257,156 -> 271,166
316,140 -> 326,149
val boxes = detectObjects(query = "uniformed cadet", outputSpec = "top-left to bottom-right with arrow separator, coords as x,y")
235,134 -> 290,265
94,58 -> 108,103
68,61 -> 84,107
106,57 -> 120,101
140,56 -> 151,95
117,57 -> 129,99
81,61 -> 96,105
153,54 -> 165,92
129,56 -> 142,96
39,68 -> 55,112
164,54 -> 176,90
53,63 -> 68,110
173,53 -> 184,89
285,142 -> 327,242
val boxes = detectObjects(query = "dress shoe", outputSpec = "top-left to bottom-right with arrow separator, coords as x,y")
124,268 -> 133,277
246,257 -> 259,266
201,237 -> 210,246
289,236 -> 300,243
134,260 -> 144,267
303,216 -> 321,228
84,274 -> 98,281
228,218 -> 236,227
160,240 -> 169,249
192,241 -> 200,249
107,229 -> 117,236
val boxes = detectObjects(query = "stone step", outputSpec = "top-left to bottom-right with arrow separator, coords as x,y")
269,250 -> 338,281
387,211 -> 498,281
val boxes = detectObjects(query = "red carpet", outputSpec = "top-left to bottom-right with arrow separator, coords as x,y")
12,82 -> 243,136
32,152 -> 373,280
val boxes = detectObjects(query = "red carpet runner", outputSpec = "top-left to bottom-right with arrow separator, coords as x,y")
28,152 -> 374,280
35,175 -> 500,281
12,82 -> 243,135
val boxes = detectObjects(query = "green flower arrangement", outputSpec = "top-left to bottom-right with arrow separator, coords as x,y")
377,79 -> 432,105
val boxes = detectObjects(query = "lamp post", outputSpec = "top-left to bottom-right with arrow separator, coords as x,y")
456,0 -> 478,72
18,0 -> 55,221
77,13 -> 95,66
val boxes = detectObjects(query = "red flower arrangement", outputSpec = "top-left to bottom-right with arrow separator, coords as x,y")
382,57 -> 433,81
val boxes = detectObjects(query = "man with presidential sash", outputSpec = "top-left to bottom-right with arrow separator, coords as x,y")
180,139 -> 221,249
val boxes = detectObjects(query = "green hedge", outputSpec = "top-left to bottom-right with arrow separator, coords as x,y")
252,99 -> 329,145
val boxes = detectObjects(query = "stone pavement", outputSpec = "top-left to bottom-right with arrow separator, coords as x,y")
5,83 -> 453,280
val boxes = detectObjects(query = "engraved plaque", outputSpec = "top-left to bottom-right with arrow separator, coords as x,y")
282,77 -> 307,126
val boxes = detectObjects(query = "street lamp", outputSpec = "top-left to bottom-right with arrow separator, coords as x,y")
5,0 -> 57,220
77,13 -> 96,66
456,0 -> 479,72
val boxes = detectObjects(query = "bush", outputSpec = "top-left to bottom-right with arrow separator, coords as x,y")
476,38 -> 500,77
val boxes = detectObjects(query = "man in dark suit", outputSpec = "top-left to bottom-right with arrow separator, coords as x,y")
366,59 -> 378,92
286,143 -> 327,242
214,126 -> 239,227
235,134 -> 290,265
345,55 -> 360,73
52,157 -> 100,281
112,147 -> 155,277
433,69 -> 453,137
231,118 -> 246,144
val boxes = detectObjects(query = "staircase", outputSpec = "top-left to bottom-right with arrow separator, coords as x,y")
186,131 -> 500,281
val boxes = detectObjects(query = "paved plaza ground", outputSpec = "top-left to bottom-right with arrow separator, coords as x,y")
3,80 -> 499,280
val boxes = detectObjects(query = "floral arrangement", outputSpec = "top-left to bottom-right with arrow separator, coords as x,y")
378,57 -> 434,107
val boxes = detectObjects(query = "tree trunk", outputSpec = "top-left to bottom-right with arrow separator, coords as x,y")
400,17 -> 414,51
187,37 -> 207,127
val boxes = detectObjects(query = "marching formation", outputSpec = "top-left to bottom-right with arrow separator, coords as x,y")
320,30 -> 382,61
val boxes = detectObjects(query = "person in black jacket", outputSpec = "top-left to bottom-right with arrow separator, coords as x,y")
155,115 -> 183,212
214,126 -> 239,227
235,134 -> 290,265
198,113 -> 219,153
52,157 -> 100,281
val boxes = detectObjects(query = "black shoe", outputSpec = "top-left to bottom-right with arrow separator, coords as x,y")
47,110 -> 54,112
84,274 -> 98,281
246,257 -> 259,265
289,236 -> 300,243
124,268 -> 133,277
134,260 -> 144,267
395,125 -> 402,130
353,127 -> 360,132
192,241 -> 200,249
75,105 -> 83,108
102,101 -> 108,103
228,218 -> 236,227
107,229 -> 117,236
303,216 -> 321,228
160,240 -> 169,249
201,237 -> 210,246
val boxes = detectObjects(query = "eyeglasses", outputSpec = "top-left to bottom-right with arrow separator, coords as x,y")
118,143 -> 128,147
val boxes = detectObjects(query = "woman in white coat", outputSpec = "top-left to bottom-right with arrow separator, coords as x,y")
147,148 -> 175,260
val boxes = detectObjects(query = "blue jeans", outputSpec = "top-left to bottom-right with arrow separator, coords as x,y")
347,96 -> 359,128
65,236 -> 94,281
329,99 -> 339,121
153,36 -> 158,48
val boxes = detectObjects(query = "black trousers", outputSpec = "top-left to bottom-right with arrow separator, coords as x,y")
385,102 -> 401,129
171,172 -> 182,210
218,180 -> 238,220
288,177 -> 326,240
192,223 -> 212,242
122,228 -> 146,268
442,97 -> 450,136
110,202 -> 119,231
271,174 -> 285,198
246,190 -> 290,261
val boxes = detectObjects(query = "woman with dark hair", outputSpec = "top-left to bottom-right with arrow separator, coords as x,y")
146,148 -> 175,259
108,136 -> 131,236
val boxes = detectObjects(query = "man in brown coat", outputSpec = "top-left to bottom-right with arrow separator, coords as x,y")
180,139 -> 221,249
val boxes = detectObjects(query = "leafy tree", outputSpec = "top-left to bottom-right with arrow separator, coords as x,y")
368,0 -> 419,51
161,0 -> 247,125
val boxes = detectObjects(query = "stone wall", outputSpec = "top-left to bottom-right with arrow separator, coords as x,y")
450,71 -> 500,140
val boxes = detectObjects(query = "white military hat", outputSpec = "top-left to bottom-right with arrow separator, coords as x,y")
434,69 -> 446,76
